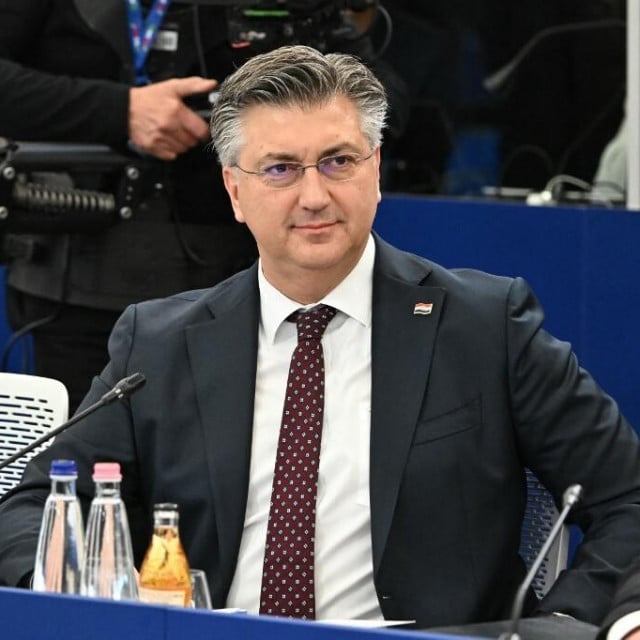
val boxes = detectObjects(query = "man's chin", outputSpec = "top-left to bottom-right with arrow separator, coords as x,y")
292,240 -> 362,273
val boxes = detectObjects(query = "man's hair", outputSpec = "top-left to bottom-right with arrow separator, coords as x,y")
210,45 -> 388,166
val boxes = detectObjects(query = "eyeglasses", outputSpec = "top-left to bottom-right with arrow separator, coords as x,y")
233,149 -> 376,189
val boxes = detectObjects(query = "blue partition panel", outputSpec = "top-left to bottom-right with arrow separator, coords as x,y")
0,266 -> 31,373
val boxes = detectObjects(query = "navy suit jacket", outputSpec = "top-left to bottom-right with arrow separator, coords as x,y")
1,234 -> 640,628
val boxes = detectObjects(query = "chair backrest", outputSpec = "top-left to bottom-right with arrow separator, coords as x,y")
519,468 -> 570,598
0,372 -> 68,497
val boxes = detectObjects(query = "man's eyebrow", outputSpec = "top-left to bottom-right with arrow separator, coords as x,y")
257,152 -> 300,164
320,143 -> 362,157
256,143 -> 364,165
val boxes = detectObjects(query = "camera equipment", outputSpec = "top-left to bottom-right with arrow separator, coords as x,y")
0,138 -> 148,236
0,2 -> 381,234
216,0 -> 378,53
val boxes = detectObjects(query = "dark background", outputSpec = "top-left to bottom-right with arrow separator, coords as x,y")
376,0 -> 627,197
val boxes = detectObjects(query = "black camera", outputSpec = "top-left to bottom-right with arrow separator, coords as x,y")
0,139 -> 149,240
222,0 -> 376,53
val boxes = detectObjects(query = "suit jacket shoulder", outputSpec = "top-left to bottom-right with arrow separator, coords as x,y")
126,263 -> 260,335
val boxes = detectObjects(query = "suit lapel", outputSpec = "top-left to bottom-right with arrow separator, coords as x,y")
185,268 -> 260,591
369,239 -> 445,575
73,0 -> 133,70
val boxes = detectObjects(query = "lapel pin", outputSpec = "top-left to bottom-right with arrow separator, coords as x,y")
413,302 -> 433,316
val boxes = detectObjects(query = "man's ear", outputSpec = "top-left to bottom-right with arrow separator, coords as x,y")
222,166 -> 246,223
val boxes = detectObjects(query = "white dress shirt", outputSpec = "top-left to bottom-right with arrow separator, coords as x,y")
226,235 -> 383,620
608,611 -> 640,640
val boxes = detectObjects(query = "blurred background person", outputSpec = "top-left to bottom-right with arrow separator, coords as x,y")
370,0 -> 627,197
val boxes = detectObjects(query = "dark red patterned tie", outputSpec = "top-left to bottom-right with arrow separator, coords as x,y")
259,304 -> 337,619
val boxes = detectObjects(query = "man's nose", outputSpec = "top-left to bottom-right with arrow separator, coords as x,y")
297,165 -> 331,209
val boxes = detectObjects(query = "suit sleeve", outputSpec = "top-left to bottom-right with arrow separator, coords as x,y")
0,0 -> 129,147
598,558 -> 640,639
0,305 -> 150,587
0,58 -> 130,147
505,277 -> 640,624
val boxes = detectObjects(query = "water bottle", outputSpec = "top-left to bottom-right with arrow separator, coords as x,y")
138,503 -> 192,606
80,462 -> 138,600
32,459 -> 85,593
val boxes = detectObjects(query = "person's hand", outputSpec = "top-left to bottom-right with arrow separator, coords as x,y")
128,76 -> 218,160
624,631 -> 640,639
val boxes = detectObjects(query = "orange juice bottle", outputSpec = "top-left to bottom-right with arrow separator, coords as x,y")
138,503 -> 192,606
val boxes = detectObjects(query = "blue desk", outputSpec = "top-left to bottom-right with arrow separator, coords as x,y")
0,587 -> 478,640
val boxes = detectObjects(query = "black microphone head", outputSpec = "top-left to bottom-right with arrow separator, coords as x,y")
483,62 -> 516,93
562,483 -> 583,508
117,373 -> 146,397
101,373 -> 146,404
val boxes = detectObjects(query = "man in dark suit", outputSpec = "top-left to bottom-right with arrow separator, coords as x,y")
0,44 -> 639,629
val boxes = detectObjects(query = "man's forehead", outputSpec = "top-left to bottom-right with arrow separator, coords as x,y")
239,98 -> 366,154
240,96 -> 357,120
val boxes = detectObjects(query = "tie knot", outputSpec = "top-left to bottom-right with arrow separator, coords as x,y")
290,304 -> 336,342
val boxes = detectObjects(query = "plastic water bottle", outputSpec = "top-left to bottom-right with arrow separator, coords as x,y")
32,459 -> 85,593
80,462 -> 138,600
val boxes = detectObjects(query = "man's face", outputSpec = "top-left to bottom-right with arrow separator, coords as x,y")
222,95 -> 381,299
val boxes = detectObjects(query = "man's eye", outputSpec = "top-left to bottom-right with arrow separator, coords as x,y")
322,155 -> 357,170
263,163 -> 299,178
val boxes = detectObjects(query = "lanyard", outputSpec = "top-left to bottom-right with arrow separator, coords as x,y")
124,0 -> 172,85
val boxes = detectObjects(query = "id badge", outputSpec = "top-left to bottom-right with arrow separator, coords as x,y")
153,27 -> 179,52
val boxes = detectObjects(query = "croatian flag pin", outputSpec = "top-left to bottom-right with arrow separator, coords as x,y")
413,302 -> 433,316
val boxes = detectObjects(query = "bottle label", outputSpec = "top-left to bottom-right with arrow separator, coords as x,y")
138,586 -> 188,606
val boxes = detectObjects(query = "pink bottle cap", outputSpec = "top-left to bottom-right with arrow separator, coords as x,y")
92,462 -> 122,481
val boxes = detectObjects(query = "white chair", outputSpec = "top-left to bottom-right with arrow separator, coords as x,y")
519,469 -> 570,598
0,372 -> 68,497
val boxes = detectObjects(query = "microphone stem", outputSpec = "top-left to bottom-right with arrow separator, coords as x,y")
0,373 -> 145,472
502,501 -> 573,640
0,398 -> 106,471
484,18 -> 625,92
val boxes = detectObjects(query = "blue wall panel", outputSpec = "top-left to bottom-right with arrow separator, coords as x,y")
0,266 -> 30,373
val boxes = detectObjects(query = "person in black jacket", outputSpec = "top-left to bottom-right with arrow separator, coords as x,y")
0,0 -> 408,410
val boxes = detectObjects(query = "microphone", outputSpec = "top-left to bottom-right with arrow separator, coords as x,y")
0,373 -> 146,472
483,20 -> 625,93
499,484 -> 583,640
98,372 -> 146,404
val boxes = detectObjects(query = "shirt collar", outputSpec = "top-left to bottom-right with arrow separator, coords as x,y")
258,234 -> 375,344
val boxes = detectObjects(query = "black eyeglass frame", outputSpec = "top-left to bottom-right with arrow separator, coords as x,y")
232,149 -> 377,188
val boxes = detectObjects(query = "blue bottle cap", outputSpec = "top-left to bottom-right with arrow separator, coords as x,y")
50,459 -> 78,476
